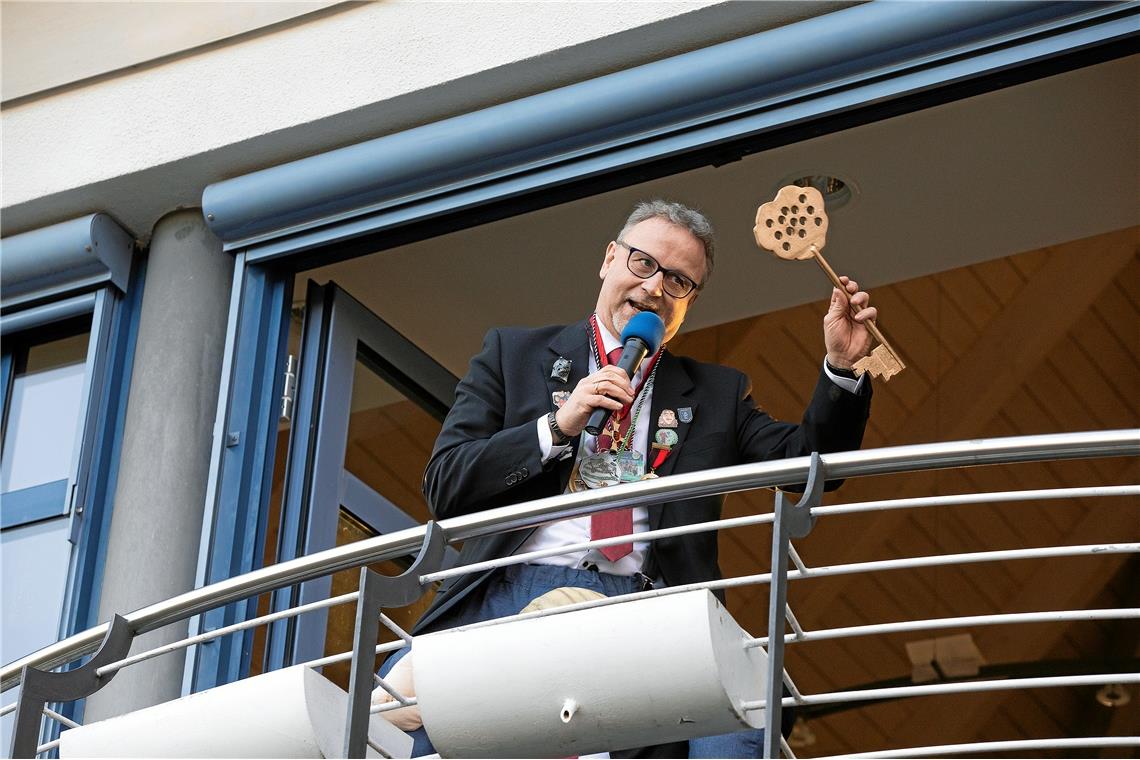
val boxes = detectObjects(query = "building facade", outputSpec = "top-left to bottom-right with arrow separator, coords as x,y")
2,1 -> 1137,755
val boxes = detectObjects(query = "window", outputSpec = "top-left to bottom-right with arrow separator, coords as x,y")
2,324 -> 90,529
0,213 -> 139,746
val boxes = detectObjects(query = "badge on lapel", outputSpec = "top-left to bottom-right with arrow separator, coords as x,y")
552,390 -> 571,409
678,407 -> 693,424
658,409 -> 678,428
550,357 -> 572,383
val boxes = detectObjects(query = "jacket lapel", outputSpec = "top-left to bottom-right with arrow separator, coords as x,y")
543,321 -> 590,491
646,350 -> 696,530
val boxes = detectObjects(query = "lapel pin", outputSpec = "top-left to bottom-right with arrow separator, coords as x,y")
658,409 -> 678,428
552,390 -> 571,409
551,357 -> 572,383
678,407 -> 693,424
655,428 -> 679,446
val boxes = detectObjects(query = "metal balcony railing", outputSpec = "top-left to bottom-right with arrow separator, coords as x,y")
3,429 -> 1138,758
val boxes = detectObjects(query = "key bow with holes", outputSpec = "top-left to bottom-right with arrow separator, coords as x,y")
753,185 -> 906,381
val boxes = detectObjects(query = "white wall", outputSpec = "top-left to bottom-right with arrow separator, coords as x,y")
0,1 -> 849,239
1,1 -> 341,101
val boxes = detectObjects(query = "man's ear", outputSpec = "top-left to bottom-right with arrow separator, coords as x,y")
599,241 -> 618,279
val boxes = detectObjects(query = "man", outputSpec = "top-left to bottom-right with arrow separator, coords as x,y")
383,200 -> 876,757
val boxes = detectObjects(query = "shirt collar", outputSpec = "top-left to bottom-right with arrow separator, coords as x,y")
596,315 -> 622,355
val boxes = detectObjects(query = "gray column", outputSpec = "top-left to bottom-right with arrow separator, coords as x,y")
85,209 -> 233,721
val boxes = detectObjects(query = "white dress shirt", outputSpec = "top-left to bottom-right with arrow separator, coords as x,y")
521,320 -> 654,574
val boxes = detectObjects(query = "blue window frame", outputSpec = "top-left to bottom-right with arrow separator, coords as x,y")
264,281 -> 457,673
188,277 -> 458,690
0,216 -> 143,746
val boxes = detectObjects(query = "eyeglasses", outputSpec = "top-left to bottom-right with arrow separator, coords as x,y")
615,240 -> 701,299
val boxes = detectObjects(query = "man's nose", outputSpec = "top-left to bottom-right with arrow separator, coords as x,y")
640,271 -> 665,296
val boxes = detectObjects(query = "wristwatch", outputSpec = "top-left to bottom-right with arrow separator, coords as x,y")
825,358 -> 858,380
547,412 -> 571,446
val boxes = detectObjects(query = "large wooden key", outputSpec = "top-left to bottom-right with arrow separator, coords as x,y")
753,185 -> 906,381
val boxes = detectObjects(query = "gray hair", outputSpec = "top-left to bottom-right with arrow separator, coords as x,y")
617,200 -> 715,285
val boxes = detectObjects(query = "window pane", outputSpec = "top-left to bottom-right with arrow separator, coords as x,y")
2,332 -> 89,494
0,516 -> 71,663
0,515 -> 72,750
319,509 -> 436,690
344,356 -> 440,524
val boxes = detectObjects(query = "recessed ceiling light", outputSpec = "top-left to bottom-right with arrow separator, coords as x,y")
1096,683 -> 1132,707
781,174 -> 856,211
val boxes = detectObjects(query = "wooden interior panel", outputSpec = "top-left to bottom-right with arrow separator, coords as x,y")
667,226 -> 1138,755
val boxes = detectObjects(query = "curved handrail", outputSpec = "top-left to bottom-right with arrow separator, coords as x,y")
3,428 -> 1136,692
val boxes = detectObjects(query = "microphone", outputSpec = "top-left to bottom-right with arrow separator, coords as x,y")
585,312 -> 666,436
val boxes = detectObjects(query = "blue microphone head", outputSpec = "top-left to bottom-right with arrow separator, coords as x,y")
621,311 -> 666,354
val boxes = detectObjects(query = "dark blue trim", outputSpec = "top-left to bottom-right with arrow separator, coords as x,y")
203,1 -> 1134,252
51,257 -> 147,738
68,289 -> 112,546
0,350 -> 12,443
264,280 -> 331,671
62,262 -> 145,634
0,480 -> 69,529
191,261 -> 292,691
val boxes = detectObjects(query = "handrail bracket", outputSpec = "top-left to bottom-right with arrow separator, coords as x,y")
763,452 -> 825,758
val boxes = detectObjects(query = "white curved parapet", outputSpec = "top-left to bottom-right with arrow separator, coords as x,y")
414,589 -> 767,758
58,665 -> 412,758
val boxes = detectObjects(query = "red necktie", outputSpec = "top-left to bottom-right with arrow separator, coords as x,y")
591,347 -> 634,561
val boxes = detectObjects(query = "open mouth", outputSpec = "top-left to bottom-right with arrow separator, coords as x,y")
627,299 -> 657,314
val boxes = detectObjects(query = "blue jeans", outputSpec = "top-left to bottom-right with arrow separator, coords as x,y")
379,564 -> 767,757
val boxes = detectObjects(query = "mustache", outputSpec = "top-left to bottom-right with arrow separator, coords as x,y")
627,298 -> 659,314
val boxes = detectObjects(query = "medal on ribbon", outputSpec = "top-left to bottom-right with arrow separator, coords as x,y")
572,314 -> 662,490
579,451 -> 621,489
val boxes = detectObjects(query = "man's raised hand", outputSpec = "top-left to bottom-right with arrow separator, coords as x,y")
555,366 -> 634,437
823,275 -> 877,370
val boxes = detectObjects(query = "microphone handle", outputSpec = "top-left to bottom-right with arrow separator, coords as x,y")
584,338 -> 650,436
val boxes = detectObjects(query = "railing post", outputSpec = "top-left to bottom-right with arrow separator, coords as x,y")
10,615 -> 134,758
763,453 -> 824,759
343,521 -> 446,758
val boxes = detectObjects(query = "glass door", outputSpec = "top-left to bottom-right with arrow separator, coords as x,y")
259,281 -> 458,683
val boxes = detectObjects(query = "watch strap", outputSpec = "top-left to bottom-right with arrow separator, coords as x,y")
547,412 -> 570,445
825,358 -> 859,380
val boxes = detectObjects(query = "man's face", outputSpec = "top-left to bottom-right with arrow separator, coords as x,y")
595,216 -> 707,343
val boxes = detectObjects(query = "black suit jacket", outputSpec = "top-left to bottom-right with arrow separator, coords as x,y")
414,320 -> 872,635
